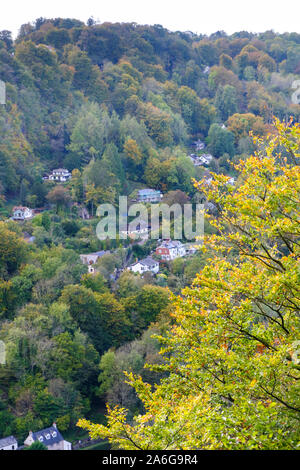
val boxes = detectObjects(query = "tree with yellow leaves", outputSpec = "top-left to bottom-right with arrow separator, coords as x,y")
78,120 -> 300,449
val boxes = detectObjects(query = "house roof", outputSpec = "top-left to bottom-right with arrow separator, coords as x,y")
80,250 -> 108,258
140,256 -> 159,267
158,240 -> 184,250
93,250 -> 108,256
30,426 -> 63,446
127,220 -> 149,231
131,256 -> 159,269
0,435 -> 18,447
138,188 -> 161,196
13,206 -> 31,212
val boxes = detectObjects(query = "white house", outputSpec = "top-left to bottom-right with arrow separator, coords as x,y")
156,240 -> 186,261
192,139 -> 205,151
189,153 -> 213,166
189,154 -> 202,166
200,154 -> 213,164
47,168 -> 72,182
12,206 -> 33,220
129,256 -> 159,275
120,220 -> 149,239
0,436 -> 18,450
137,189 -> 162,203
24,423 -> 71,450
80,250 -> 109,274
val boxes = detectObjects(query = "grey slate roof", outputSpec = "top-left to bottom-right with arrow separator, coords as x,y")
140,256 -> 159,267
93,250 -> 108,257
31,426 -> 63,445
138,188 -> 161,196
0,435 -> 18,448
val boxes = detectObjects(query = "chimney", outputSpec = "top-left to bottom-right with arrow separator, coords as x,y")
53,422 -> 57,429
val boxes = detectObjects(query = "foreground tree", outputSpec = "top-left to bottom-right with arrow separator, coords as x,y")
78,121 -> 300,449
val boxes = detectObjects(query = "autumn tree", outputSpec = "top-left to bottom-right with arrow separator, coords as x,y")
227,112 -> 268,142
123,138 -> 143,166
0,222 -> 28,279
78,120 -> 300,450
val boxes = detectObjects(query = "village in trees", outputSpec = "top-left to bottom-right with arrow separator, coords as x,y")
0,17 -> 299,450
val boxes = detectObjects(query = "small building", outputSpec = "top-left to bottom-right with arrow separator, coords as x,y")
24,423 -> 71,450
137,189 -> 162,203
47,168 -> 72,182
189,153 -> 213,166
120,220 -> 149,238
189,155 -> 202,166
12,206 -> 33,221
156,240 -> 186,261
0,435 -> 18,450
189,154 -> 200,165
129,256 -> 159,275
200,154 -> 213,164
192,139 -> 206,151
80,250 -> 109,274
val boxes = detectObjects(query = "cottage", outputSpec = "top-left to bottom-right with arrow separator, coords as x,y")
0,435 -> 18,450
24,423 -> 71,450
80,250 -> 109,274
189,153 -> 213,166
189,154 -> 202,166
137,188 -> 162,203
12,206 -> 33,220
200,153 -> 213,164
120,220 -> 149,238
192,139 -> 205,151
47,168 -> 72,182
129,256 -> 159,275
156,240 -> 186,261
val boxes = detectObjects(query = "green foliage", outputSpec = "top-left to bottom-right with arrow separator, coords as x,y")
25,440 -> 48,450
0,222 -> 28,279
208,123 -> 235,158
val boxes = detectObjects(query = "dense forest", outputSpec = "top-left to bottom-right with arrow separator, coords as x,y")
0,18 -> 299,449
